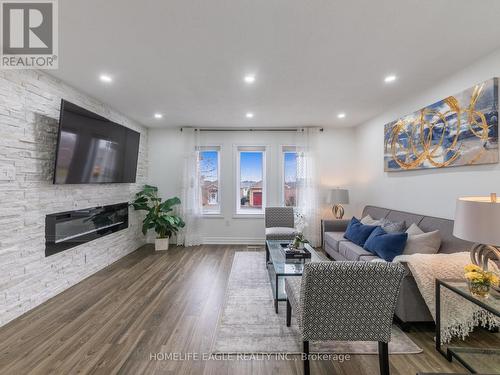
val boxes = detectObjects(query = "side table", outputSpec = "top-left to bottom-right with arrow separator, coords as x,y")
435,279 -> 500,374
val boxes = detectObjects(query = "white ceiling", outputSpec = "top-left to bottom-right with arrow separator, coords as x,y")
51,0 -> 500,128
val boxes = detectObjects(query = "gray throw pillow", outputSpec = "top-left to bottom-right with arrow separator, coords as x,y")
403,224 -> 441,255
360,215 -> 381,225
406,223 -> 424,235
380,218 -> 406,233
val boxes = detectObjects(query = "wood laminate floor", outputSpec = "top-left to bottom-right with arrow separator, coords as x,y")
0,245 -> 496,374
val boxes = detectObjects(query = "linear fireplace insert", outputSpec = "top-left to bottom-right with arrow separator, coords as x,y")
45,202 -> 129,257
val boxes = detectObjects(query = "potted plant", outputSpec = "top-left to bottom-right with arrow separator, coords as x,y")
130,185 -> 185,251
291,233 -> 309,250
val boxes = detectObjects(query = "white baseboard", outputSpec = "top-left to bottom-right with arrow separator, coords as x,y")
202,236 -> 265,245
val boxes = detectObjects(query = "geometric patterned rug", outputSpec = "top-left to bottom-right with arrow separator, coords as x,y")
211,251 -> 423,354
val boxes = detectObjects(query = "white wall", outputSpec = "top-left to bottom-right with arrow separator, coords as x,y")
148,127 -> 357,243
0,70 -> 148,327
150,49 -> 500,242
354,49 -> 500,219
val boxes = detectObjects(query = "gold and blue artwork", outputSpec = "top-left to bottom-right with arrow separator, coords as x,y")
384,78 -> 498,171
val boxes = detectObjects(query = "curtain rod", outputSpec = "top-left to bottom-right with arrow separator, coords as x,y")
180,127 -> 324,132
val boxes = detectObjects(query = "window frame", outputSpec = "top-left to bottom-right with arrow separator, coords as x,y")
198,146 -> 222,216
280,145 -> 298,207
234,145 -> 267,216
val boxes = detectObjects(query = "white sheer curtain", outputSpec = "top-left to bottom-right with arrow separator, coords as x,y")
295,128 -> 321,247
177,128 -> 203,247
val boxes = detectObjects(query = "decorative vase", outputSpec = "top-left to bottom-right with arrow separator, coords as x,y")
467,281 -> 490,298
155,238 -> 170,251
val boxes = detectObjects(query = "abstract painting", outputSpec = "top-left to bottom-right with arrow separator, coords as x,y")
384,78 -> 499,171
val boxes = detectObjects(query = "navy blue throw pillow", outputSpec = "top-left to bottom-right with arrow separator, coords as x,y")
343,217 -> 378,247
363,226 -> 408,262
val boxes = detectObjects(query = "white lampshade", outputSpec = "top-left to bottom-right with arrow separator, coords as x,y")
327,188 -> 349,205
453,195 -> 500,246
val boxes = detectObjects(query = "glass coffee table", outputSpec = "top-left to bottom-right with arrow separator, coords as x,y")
435,279 -> 500,374
265,240 -> 325,313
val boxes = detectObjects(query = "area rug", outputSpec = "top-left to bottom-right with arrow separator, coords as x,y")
211,251 -> 422,354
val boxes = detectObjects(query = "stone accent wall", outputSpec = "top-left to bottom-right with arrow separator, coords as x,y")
0,70 -> 148,326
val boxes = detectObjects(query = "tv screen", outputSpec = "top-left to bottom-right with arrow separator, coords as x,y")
53,100 -> 140,184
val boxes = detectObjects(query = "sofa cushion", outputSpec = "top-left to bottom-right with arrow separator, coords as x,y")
362,215 -> 406,233
324,232 -> 347,252
339,241 -> 376,261
359,254 -> 381,262
338,241 -> 350,257
379,218 -> 406,233
344,217 -> 378,247
360,215 -> 381,225
265,227 -> 297,240
325,246 -> 349,261
418,216 -> 468,254
385,211 -> 424,228
364,226 -> 408,262
406,223 -> 424,235
362,206 -> 390,221
403,229 -> 441,255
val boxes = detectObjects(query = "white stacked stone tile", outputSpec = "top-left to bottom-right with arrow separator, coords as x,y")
0,70 -> 149,327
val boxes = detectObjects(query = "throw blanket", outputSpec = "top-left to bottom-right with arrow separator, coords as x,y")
392,252 -> 499,344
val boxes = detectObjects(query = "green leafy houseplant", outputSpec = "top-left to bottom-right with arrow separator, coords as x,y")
130,185 -> 185,249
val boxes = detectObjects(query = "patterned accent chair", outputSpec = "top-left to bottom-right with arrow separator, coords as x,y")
285,261 -> 406,375
265,207 -> 298,241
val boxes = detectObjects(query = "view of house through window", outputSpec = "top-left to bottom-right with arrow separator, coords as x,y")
237,147 -> 265,213
283,148 -> 297,206
199,147 -> 220,214
199,145 -> 296,214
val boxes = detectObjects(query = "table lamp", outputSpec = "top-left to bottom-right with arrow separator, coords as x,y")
453,193 -> 500,271
327,188 -> 349,219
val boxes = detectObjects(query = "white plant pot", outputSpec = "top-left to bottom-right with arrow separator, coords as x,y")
155,238 -> 170,251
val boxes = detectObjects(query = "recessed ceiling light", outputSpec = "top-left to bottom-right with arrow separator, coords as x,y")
154,113 -> 163,119
337,113 -> 346,119
99,74 -> 113,83
384,74 -> 397,83
246,112 -> 254,118
244,75 -> 256,84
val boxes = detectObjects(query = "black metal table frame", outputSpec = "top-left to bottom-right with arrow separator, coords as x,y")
435,278 -> 500,374
266,242 -> 309,313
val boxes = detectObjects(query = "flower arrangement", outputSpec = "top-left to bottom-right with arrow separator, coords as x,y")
464,264 -> 499,298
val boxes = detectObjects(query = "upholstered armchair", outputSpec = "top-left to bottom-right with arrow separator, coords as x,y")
285,261 -> 406,375
265,207 -> 298,241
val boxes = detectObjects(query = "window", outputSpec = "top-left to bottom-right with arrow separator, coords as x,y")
199,147 -> 221,214
236,146 -> 266,214
282,146 -> 297,207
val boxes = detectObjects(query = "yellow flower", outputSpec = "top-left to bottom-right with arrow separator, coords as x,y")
464,264 -> 482,273
464,272 -> 473,280
465,271 -> 484,283
463,265 -> 500,286
490,274 -> 500,286
485,272 -> 500,286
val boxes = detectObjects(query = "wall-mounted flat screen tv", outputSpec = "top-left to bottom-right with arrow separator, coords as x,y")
53,100 -> 140,184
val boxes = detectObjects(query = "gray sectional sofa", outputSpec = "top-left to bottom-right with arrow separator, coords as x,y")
322,205 -> 472,325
